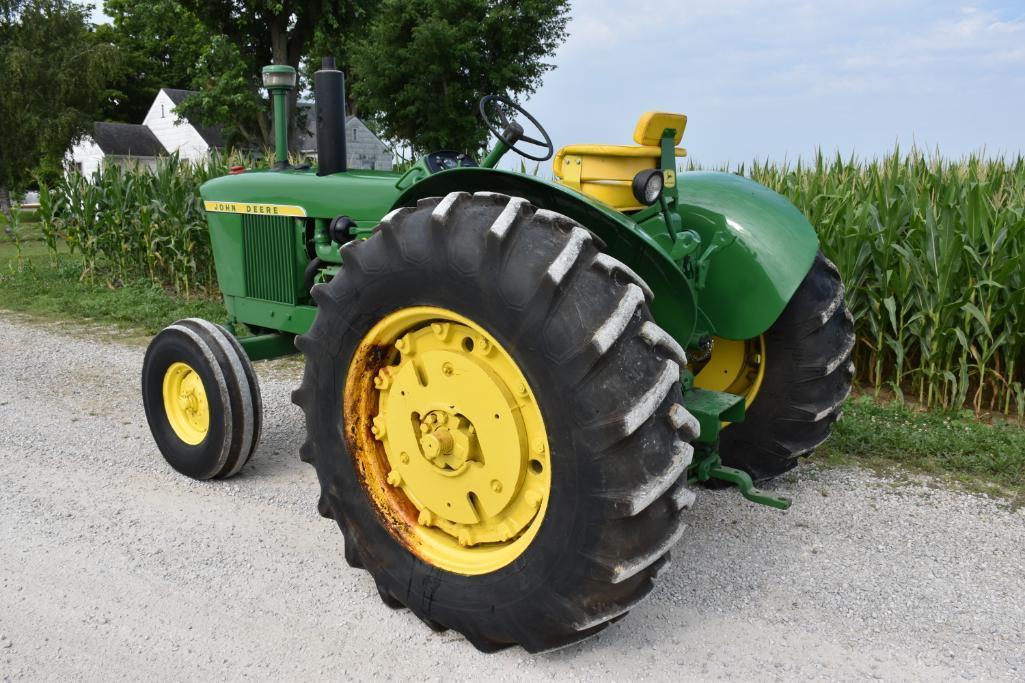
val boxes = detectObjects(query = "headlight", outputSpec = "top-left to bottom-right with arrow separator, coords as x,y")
632,168 -> 664,206
262,65 -> 297,90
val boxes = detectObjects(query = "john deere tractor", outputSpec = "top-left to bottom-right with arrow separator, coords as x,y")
142,59 -> 853,652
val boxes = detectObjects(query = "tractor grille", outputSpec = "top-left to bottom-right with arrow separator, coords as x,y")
242,215 -> 297,305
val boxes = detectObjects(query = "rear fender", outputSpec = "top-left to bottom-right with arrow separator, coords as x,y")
393,168 -> 699,347
677,172 -> 819,340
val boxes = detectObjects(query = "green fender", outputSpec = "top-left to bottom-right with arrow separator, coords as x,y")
677,172 -> 819,340
393,168 -> 699,348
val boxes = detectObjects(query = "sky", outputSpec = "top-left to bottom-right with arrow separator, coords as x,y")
81,0 -> 1025,166
523,0 -> 1025,165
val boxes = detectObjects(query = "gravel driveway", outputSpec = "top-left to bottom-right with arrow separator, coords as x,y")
1,313 -> 1023,681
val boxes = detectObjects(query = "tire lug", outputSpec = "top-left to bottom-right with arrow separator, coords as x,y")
386,470 -> 403,487
525,490 -> 543,508
418,509 -> 434,527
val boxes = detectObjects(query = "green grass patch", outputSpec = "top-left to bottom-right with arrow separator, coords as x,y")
820,394 -> 1025,499
1,239 -> 226,335
0,208 -> 39,226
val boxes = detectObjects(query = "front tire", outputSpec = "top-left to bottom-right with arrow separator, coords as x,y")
142,318 -> 262,480
293,192 -> 699,652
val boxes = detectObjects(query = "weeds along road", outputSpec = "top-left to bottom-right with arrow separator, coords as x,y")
1,313 -> 1023,681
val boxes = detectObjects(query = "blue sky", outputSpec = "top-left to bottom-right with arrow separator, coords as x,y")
83,0 -> 1024,166
523,0 -> 1025,165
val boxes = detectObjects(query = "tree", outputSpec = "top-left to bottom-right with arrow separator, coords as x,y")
176,0 -> 377,149
349,0 -> 569,156
94,0 -> 209,123
0,0 -> 117,215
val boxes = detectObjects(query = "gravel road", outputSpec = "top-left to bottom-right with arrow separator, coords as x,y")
1,313 -> 1023,681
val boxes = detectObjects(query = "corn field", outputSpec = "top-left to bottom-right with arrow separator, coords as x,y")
38,151 -> 268,297
38,148 -> 1025,417
746,150 -> 1025,418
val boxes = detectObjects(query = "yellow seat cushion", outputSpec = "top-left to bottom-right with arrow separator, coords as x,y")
553,111 -> 688,211
633,112 -> 687,146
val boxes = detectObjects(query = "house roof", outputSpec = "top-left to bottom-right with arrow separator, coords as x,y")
159,88 -> 226,148
91,122 -> 165,157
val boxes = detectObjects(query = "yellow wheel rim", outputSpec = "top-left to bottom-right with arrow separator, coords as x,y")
345,306 -> 551,576
162,362 -> 210,445
692,336 -> 766,419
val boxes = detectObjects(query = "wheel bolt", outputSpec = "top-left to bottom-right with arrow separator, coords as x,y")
491,480 -> 503,493
418,509 -> 434,526
526,490 -> 543,508
386,470 -> 402,487
442,362 -> 453,376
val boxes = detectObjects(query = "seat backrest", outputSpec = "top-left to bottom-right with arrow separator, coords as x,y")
633,112 -> 687,146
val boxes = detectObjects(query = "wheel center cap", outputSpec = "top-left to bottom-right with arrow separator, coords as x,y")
418,410 -> 478,472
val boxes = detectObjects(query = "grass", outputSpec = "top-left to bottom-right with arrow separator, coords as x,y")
0,237 -> 226,335
821,393 -> 1025,500
0,208 -> 39,226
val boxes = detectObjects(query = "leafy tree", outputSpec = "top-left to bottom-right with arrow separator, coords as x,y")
350,0 -> 569,156
0,0 -> 116,215
175,0 -> 376,149
94,0 -> 209,123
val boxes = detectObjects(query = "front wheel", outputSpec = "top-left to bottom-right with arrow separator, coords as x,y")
293,192 -> 699,652
142,318 -> 262,479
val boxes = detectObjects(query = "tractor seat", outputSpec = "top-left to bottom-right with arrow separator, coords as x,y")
553,112 -> 687,211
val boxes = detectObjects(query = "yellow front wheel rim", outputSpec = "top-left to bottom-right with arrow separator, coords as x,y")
345,306 -> 551,576
693,336 -> 767,416
162,362 -> 210,445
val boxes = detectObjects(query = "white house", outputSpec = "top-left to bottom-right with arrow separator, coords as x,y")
70,88 -> 393,174
68,122 -> 165,177
142,88 -> 226,161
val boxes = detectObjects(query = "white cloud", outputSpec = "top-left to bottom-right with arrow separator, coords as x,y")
523,0 -> 1025,164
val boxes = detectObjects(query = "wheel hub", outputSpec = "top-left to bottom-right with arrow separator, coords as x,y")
162,362 -> 209,445
349,307 -> 552,573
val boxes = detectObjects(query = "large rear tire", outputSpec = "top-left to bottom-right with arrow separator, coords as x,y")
292,191 -> 699,652
717,252 -> 854,480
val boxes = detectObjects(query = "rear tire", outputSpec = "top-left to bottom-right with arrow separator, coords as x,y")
293,191 -> 699,652
142,318 -> 262,480
719,252 -> 854,480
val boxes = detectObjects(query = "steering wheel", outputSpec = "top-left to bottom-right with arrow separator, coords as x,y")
478,94 -> 554,162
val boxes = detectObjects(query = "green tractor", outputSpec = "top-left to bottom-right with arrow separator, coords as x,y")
142,59 -> 853,652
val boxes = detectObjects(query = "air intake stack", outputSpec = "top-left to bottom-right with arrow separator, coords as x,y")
315,56 -> 347,175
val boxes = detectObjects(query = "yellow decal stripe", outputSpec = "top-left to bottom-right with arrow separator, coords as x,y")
203,201 -> 307,217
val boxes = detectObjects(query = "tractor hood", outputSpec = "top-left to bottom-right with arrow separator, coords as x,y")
200,168 -> 404,222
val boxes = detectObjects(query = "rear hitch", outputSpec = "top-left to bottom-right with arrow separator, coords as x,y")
689,445 -> 792,510
681,380 -> 792,510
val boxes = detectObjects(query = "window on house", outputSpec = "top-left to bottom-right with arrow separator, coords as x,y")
352,128 -> 357,141
161,104 -> 165,119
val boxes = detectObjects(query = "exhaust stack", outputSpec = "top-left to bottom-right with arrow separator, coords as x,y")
315,56 -> 347,175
